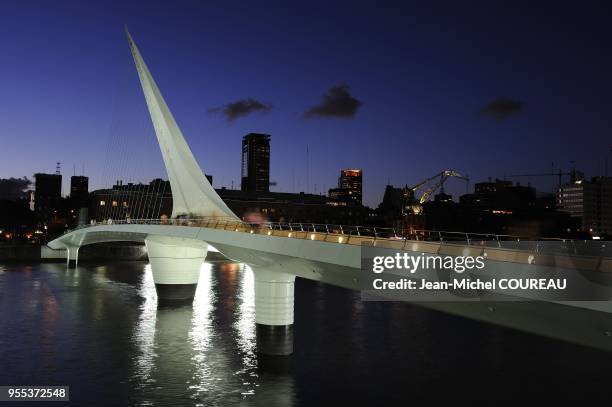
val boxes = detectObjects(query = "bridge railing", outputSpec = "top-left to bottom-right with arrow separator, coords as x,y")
67,217 -> 611,259
56,218 -> 612,272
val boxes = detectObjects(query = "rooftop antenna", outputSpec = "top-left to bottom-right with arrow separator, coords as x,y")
73,164 -> 76,176
306,144 -> 310,194
56,162 -> 61,175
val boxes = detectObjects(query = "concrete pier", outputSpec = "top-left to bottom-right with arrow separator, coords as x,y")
254,268 -> 296,355
145,236 -> 208,303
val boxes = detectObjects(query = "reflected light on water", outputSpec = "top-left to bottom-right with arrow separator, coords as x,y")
63,268 -> 80,287
133,264 -> 158,383
188,262 -> 216,394
3,262 -> 611,405
127,261 -> 293,403
234,264 -> 257,396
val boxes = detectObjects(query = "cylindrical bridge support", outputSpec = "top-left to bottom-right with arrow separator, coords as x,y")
145,236 -> 208,304
66,246 -> 79,268
254,268 -> 296,356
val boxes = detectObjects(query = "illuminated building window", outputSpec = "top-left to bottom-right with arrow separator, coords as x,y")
99,200 -> 106,206
112,201 -> 118,207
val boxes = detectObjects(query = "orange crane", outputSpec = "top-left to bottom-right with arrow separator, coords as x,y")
403,170 -> 469,216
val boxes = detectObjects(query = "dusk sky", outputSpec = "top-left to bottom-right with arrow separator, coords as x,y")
1,1 -> 611,206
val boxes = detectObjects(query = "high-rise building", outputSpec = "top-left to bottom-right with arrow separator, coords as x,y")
557,176 -> 612,237
241,133 -> 270,193
34,173 -> 62,221
70,175 -> 89,207
329,169 -> 362,205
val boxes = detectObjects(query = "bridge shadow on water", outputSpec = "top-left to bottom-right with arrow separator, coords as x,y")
1,260 -> 612,405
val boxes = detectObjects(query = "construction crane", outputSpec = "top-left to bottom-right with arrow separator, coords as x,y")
508,166 -> 580,189
403,170 -> 469,216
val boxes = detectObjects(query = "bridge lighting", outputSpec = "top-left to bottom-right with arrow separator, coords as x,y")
310,234 -> 316,240
338,236 -> 343,243
288,232 -> 292,238
267,231 -> 272,236
250,230 -> 254,234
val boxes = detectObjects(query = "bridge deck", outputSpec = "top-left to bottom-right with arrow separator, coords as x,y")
55,218 -> 611,273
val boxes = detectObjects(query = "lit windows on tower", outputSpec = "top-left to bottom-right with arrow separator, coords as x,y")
328,169 -> 362,205
241,133 -> 270,193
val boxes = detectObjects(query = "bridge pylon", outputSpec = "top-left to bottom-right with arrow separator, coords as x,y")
125,27 -> 238,220
145,236 -> 208,302
253,268 -> 296,355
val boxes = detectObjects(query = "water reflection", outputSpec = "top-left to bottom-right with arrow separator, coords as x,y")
128,261 -> 294,406
133,264 -> 157,384
188,263 -> 217,397
3,261 -> 610,405
234,265 -> 256,381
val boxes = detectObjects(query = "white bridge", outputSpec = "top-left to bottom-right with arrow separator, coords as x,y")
49,29 -> 612,354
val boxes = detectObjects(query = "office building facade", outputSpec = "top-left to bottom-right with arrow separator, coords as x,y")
329,169 -> 362,205
241,133 -> 270,193
70,175 -> 89,207
34,173 -> 62,221
557,176 -> 612,237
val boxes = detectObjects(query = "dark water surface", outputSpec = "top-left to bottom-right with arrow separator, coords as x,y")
1,261 -> 612,406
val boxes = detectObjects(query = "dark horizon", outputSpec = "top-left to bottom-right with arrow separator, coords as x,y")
1,1 -> 611,206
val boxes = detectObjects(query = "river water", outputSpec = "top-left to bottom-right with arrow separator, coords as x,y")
0,261 -> 611,406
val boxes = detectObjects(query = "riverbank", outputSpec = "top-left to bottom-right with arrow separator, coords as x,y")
0,243 -> 229,263
0,243 -> 146,262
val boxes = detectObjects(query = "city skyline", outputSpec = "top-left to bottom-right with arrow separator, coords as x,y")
1,1 -> 611,207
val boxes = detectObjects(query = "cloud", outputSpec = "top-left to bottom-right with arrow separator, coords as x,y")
209,98 -> 273,121
479,98 -> 525,121
304,84 -> 362,119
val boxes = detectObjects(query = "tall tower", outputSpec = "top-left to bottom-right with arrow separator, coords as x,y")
70,175 -> 89,207
339,169 -> 363,205
241,133 -> 270,193
34,172 -> 62,221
